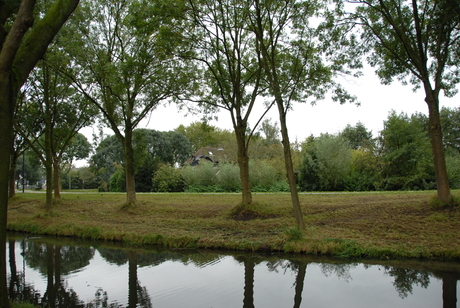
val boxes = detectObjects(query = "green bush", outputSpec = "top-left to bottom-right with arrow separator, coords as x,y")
182,160 -> 218,188
250,160 -> 281,192
182,159 -> 290,192
109,168 -> 125,192
152,164 -> 185,192
216,163 -> 241,192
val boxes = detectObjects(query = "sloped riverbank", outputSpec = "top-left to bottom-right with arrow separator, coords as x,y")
7,191 -> 460,260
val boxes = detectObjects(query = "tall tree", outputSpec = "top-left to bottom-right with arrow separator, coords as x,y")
16,59 -> 95,208
249,0 -> 358,229
0,1 -> 80,306
351,0 -> 460,204
66,0 -> 194,204
188,0 -> 270,205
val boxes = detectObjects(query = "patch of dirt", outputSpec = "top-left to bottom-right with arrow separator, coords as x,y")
230,212 -> 277,221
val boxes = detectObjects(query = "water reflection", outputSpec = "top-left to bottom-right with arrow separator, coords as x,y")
5,233 -> 460,308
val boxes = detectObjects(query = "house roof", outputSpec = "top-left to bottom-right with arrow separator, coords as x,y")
186,146 -> 231,166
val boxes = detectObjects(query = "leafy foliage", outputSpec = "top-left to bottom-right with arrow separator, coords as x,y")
152,164 -> 185,192
379,111 -> 434,190
91,129 -> 192,192
299,134 -> 352,191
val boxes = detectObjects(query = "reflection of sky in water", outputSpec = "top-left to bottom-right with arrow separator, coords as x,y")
8,241 -> 457,307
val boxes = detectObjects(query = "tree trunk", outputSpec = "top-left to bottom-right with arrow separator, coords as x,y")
44,90 -> 54,211
277,106 -> 305,230
53,158 -> 61,200
425,88 -> 452,204
8,153 -> 18,199
128,251 -> 138,308
293,263 -> 307,308
442,276 -> 457,308
44,161 -> 53,212
235,124 -> 252,205
243,259 -> 255,308
0,75 -> 14,308
124,130 -> 137,204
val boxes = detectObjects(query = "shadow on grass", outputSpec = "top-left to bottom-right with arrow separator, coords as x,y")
228,202 -> 279,221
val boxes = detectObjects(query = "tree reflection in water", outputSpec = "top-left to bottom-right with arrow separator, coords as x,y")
5,234 -> 460,307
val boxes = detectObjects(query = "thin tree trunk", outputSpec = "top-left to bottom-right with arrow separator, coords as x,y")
124,130 -> 136,204
293,263 -> 307,308
235,125 -> 252,205
277,107 -> 305,230
243,259 -> 255,308
425,88 -> 451,204
128,251 -> 138,308
53,158 -> 61,200
8,154 -> 17,198
44,93 -> 54,211
44,161 -> 53,212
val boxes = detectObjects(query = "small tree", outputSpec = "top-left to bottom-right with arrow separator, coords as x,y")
299,134 -> 352,191
379,111 -> 434,190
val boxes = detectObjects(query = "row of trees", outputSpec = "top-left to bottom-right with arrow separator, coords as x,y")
55,106 -> 460,195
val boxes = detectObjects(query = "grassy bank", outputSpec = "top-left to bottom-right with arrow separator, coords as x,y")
7,191 -> 460,260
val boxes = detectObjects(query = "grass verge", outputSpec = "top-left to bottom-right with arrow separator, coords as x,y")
7,191 -> 460,260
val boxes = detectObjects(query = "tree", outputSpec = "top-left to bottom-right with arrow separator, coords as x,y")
9,123 -> 28,198
188,0 -> 270,205
258,118 -> 281,147
351,0 -> 460,203
299,134 -> 353,191
175,122 -> 237,159
440,107 -> 460,154
340,122 -> 374,150
91,129 -> 192,192
249,0 -> 358,229
0,1 -> 80,306
379,111 -> 434,190
65,0 -> 194,204
16,59 -> 95,209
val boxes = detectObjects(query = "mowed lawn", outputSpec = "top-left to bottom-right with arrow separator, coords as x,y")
7,191 -> 460,260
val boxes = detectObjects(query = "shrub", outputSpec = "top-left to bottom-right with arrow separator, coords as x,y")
182,160 -> 218,188
216,163 -> 241,192
250,160 -> 281,192
152,164 -> 185,192
109,165 -> 125,192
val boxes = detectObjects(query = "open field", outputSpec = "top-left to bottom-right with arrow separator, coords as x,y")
7,191 -> 460,260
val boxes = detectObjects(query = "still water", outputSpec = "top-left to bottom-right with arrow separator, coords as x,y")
5,232 -> 460,308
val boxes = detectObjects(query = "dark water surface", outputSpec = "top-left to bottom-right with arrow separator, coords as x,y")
5,232 -> 460,307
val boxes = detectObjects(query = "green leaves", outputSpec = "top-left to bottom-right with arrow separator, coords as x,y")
354,0 -> 460,92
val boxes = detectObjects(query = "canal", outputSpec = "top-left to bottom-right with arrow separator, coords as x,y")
6,232 -> 460,307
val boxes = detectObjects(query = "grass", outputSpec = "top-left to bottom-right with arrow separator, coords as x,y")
7,190 -> 460,260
